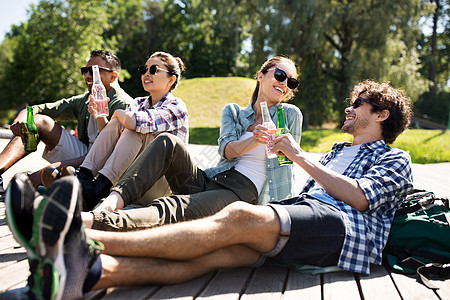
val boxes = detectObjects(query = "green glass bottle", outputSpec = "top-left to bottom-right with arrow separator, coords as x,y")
276,106 -> 293,165
24,106 -> 38,152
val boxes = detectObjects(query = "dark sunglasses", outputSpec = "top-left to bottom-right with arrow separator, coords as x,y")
267,67 -> 299,90
80,66 -> 113,75
138,64 -> 171,76
352,97 -> 382,109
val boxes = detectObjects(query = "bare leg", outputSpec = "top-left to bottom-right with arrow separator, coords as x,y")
0,136 -> 28,174
86,201 -> 281,259
95,244 -> 260,288
0,114 -> 62,175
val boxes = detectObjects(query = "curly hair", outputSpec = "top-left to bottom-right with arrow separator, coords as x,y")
350,80 -> 412,144
251,56 -> 299,103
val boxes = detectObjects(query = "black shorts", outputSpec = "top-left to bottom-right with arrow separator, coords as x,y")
263,196 -> 345,268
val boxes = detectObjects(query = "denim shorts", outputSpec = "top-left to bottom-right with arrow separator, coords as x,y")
255,196 -> 345,268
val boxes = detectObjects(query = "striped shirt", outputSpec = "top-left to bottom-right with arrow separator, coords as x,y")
131,92 -> 189,144
300,140 -> 413,274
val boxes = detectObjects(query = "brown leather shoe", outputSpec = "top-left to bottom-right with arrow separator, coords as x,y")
41,166 -> 76,188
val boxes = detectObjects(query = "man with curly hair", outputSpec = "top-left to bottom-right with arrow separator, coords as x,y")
8,80 -> 414,298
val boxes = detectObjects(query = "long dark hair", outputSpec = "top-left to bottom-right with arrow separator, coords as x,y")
150,52 -> 186,91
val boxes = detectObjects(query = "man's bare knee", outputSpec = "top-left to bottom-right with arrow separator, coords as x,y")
34,115 -> 62,148
214,201 -> 255,223
34,114 -> 56,130
213,201 -> 280,252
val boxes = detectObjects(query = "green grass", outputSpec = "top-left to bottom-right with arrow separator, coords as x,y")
2,76 -> 449,163
174,77 -> 256,128
189,127 -> 450,164
391,129 -> 450,164
180,77 -> 449,164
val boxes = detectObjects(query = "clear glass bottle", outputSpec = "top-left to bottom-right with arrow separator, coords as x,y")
91,65 -> 109,117
260,101 -> 277,158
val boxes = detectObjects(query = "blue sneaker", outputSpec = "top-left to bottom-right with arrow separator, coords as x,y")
5,172 -> 44,259
31,176 -> 103,300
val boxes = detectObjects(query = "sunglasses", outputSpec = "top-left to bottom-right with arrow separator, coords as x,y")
80,66 -> 113,75
267,67 -> 299,90
138,64 -> 171,76
352,97 -> 382,109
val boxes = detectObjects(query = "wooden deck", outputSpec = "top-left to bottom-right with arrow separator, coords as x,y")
0,139 -> 449,299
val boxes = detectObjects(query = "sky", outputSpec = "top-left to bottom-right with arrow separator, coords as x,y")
0,0 -> 40,42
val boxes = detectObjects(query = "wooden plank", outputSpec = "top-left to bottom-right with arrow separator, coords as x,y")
0,223 -> 12,239
81,289 -> 107,300
0,259 -> 29,293
358,265 -> 401,300
196,268 -> 253,300
240,266 -> 288,300
148,272 -> 214,300
0,246 -> 26,269
323,271 -> 361,300
433,277 -> 450,300
389,271 -> 439,299
101,285 -> 160,300
0,287 -> 29,299
283,269 -> 321,300
0,235 -> 21,253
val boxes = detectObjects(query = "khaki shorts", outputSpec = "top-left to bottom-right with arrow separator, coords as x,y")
43,129 -> 88,163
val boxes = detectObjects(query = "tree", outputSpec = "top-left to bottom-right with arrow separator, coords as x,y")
0,0 -> 116,108
245,0 -> 430,126
414,0 -> 449,126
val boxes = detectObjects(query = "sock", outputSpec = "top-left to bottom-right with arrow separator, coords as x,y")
82,256 -> 103,294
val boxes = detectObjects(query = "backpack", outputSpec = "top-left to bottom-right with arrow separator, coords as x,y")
383,189 -> 450,289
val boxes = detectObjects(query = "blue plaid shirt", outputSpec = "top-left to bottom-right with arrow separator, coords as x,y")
131,92 -> 189,144
300,140 -> 413,274
205,102 -> 303,204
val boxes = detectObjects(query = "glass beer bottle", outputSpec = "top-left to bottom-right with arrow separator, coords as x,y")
91,65 -> 109,117
276,106 -> 293,165
260,101 -> 277,158
24,106 -> 38,152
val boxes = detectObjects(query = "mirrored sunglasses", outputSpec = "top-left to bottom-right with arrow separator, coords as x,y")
352,97 -> 382,109
138,64 -> 170,76
267,67 -> 299,90
80,66 -> 113,75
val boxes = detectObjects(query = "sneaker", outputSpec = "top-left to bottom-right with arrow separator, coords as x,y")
41,166 -> 76,188
76,167 -> 95,183
5,172 -> 44,259
31,176 -> 103,300
81,174 -> 112,211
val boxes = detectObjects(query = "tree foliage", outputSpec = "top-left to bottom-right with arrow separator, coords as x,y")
0,0 -> 115,108
244,0 -> 431,125
0,0 -> 447,126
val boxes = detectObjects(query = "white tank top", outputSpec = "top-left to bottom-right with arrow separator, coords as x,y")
234,132 -> 267,194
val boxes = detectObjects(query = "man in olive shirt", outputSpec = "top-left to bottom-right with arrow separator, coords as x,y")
0,50 -> 133,190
